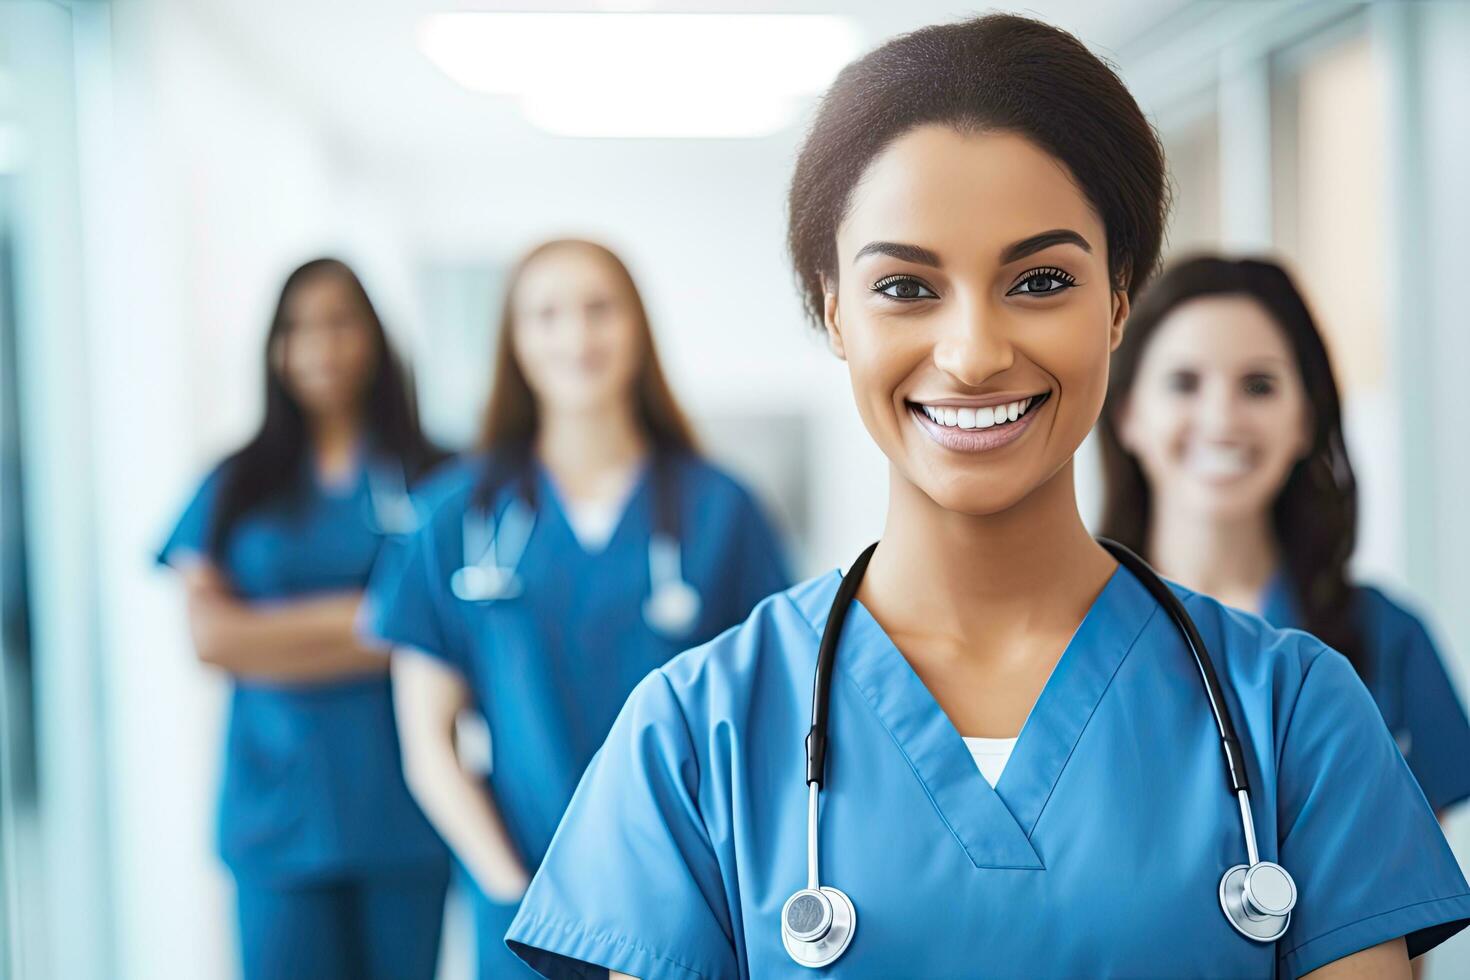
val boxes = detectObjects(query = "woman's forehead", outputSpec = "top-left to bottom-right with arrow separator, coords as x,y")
836,126 -> 1106,267
516,247 -> 617,300
1146,296 -> 1295,367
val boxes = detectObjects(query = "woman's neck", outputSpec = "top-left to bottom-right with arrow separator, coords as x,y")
860,459 -> 1115,663
309,408 -> 363,483
1146,498 -> 1277,612
535,400 -> 649,502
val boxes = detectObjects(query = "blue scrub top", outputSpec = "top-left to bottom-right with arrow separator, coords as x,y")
1261,576 -> 1470,813
508,566 -> 1470,979
364,452 -> 790,872
158,460 -> 449,884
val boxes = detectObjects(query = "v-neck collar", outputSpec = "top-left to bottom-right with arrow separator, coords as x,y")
1258,570 -> 1299,628
533,458 -> 654,559
794,562 -> 1160,870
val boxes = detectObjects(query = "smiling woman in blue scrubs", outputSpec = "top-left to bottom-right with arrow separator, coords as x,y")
364,239 -> 790,979
1098,256 -> 1470,819
158,259 -> 451,979
504,16 -> 1470,980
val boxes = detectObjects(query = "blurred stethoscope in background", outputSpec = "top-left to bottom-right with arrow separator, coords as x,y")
780,539 -> 1298,968
365,459 -> 424,537
449,456 -> 703,638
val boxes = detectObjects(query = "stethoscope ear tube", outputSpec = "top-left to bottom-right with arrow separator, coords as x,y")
806,542 -> 877,787
784,544 -> 875,969
1097,539 -> 1250,796
454,454 -> 703,635
366,459 -> 423,536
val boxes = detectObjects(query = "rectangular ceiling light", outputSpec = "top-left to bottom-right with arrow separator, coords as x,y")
417,12 -> 862,138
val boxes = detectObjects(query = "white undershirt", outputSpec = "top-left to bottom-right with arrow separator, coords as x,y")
962,736 -> 1019,788
554,465 -> 643,554
562,497 -> 626,552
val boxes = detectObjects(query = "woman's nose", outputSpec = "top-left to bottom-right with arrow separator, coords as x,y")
931,300 -> 1015,387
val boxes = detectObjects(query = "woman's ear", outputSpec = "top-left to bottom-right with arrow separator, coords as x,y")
1109,289 -> 1131,353
823,281 -> 847,361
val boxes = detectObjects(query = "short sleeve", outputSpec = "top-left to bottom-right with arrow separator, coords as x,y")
361,521 -> 471,676
506,670 -> 737,980
1275,648 -> 1470,977
732,491 -> 790,618
156,467 -> 224,568
1397,617 -> 1470,812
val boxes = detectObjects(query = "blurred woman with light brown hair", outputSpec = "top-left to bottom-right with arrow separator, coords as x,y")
360,239 -> 789,978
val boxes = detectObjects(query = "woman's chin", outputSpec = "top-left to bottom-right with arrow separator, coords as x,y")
910,471 -> 1039,519
1177,485 -> 1277,524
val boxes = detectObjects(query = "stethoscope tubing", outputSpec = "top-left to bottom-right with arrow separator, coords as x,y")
787,538 -> 1295,966
455,455 -> 701,636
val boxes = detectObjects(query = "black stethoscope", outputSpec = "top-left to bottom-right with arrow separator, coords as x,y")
448,455 -> 703,638
781,539 -> 1298,968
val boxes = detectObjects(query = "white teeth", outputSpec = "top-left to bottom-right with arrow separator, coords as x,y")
918,399 -> 1039,429
1189,445 -> 1252,478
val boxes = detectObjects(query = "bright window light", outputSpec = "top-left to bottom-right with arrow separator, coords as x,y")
417,12 -> 863,138
0,126 -> 27,174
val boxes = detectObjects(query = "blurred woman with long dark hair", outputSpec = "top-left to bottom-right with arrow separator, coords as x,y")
158,258 -> 450,980
1099,255 -> 1470,815
364,238 -> 789,978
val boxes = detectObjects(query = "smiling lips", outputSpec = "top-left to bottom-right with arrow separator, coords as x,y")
1186,444 -> 1253,481
908,392 -> 1050,452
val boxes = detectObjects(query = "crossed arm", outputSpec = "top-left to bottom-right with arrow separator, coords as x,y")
177,560 -> 387,683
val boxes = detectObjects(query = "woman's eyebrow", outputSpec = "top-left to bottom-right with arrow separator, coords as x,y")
852,241 -> 942,267
1000,229 -> 1092,263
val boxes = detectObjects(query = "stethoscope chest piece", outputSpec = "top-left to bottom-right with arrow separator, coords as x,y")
781,886 -> 856,968
1219,861 -> 1295,942
643,579 -> 701,637
366,460 -> 423,536
450,563 -> 523,602
643,533 -> 701,637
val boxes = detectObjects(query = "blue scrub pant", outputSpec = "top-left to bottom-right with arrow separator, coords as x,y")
236,866 -> 449,980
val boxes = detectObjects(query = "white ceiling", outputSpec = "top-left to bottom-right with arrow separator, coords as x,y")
182,0 -> 1192,185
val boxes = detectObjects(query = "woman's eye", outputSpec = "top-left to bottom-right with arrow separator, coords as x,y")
1007,267 -> 1077,297
1166,370 -> 1199,394
872,276 -> 937,300
1242,374 -> 1277,397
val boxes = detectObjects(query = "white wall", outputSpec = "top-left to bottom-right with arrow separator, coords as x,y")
2,4 -> 112,977
1409,10 -> 1470,971
76,1 -> 353,976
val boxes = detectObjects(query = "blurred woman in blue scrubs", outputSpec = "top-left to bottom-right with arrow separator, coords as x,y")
503,16 -> 1470,979
1099,256 -> 1470,817
365,239 -> 790,978
158,258 -> 450,980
